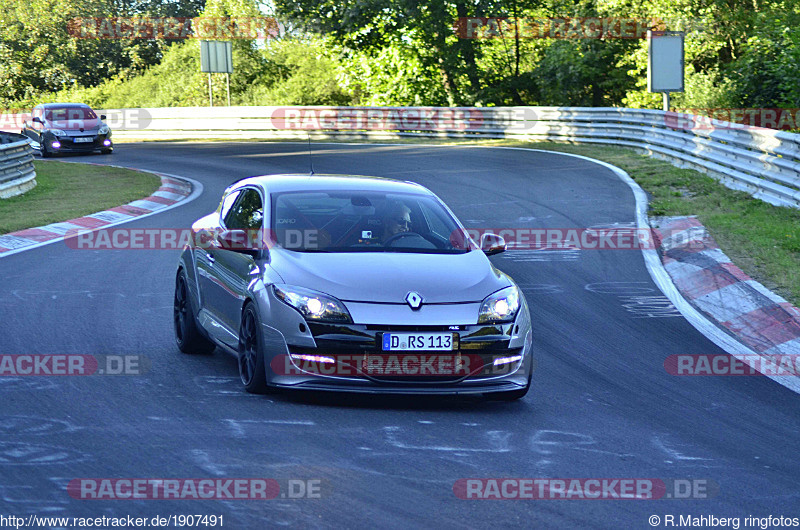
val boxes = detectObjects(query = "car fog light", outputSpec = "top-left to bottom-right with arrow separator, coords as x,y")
291,354 -> 335,364
493,355 -> 522,366
103,139 -> 112,146
51,141 -> 61,149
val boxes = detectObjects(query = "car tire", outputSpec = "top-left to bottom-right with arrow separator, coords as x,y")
101,149 -> 112,154
238,303 -> 272,394
174,270 -> 216,355
40,143 -> 51,158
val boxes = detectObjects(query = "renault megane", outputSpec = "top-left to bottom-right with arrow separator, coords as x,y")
22,103 -> 113,156
173,174 -> 533,400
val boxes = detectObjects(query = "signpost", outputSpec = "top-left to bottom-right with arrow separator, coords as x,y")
648,31 -> 684,112
200,41 -> 233,107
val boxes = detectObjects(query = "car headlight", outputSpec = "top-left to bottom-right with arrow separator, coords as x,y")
49,129 -> 66,137
478,285 -> 521,324
273,284 -> 353,323
98,125 -> 110,135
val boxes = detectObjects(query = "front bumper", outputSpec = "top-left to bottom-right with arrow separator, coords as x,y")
251,280 -> 534,395
43,133 -> 113,153
262,320 -> 534,395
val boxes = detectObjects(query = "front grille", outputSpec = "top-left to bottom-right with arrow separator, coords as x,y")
369,375 -> 463,383
293,322 -> 521,384
63,139 -> 97,150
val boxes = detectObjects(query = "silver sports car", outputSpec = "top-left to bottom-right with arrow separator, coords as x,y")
174,174 -> 533,399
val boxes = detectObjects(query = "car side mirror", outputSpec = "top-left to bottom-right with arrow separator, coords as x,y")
481,232 -> 506,255
32,117 -> 43,125
218,229 -> 266,258
100,115 -> 107,120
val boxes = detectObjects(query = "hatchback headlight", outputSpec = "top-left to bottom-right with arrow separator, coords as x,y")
98,125 -> 110,135
273,284 -> 353,323
478,286 -> 521,324
49,129 -> 66,137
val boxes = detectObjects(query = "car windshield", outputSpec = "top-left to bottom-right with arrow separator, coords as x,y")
44,107 -> 97,122
272,190 -> 474,254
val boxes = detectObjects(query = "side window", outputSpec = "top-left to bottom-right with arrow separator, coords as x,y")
219,190 -> 241,223
225,188 -> 264,230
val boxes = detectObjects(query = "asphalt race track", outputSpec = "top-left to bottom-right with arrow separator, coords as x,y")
1,142 -> 799,528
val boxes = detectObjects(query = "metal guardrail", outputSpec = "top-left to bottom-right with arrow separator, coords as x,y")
102,105 -> 800,208
0,132 -> 36,199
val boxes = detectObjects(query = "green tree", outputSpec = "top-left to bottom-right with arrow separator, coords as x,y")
0,0 -> 207,106
272,0 -> 493,105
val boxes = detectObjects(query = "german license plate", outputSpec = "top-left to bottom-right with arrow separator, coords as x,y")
381,332 -> 455,351
73,137 -> 94,143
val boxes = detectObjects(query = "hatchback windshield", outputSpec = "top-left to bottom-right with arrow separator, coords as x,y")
44,106 -> 97,122
272,191 -> 473,253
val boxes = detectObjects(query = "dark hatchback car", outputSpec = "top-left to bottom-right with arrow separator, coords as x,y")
22,103 -> 113,157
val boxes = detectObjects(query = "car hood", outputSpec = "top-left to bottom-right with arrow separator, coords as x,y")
48,118 -> 100,131
268,249 -> 511,304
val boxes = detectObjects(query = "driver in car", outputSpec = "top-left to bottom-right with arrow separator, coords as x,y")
382,201 -> 412,243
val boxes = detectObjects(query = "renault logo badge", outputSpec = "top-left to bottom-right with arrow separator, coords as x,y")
405,292 -> 423,310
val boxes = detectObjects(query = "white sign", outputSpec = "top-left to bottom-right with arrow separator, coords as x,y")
200,41 -> 233,74
648,31 -> 683,92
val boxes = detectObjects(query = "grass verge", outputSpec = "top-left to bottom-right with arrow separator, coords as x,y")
0,160 -> 161,235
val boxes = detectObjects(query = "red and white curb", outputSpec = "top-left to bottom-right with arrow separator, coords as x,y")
0,162 -> 202,258
512,146 -> 800,393
652,216 -> 800,360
